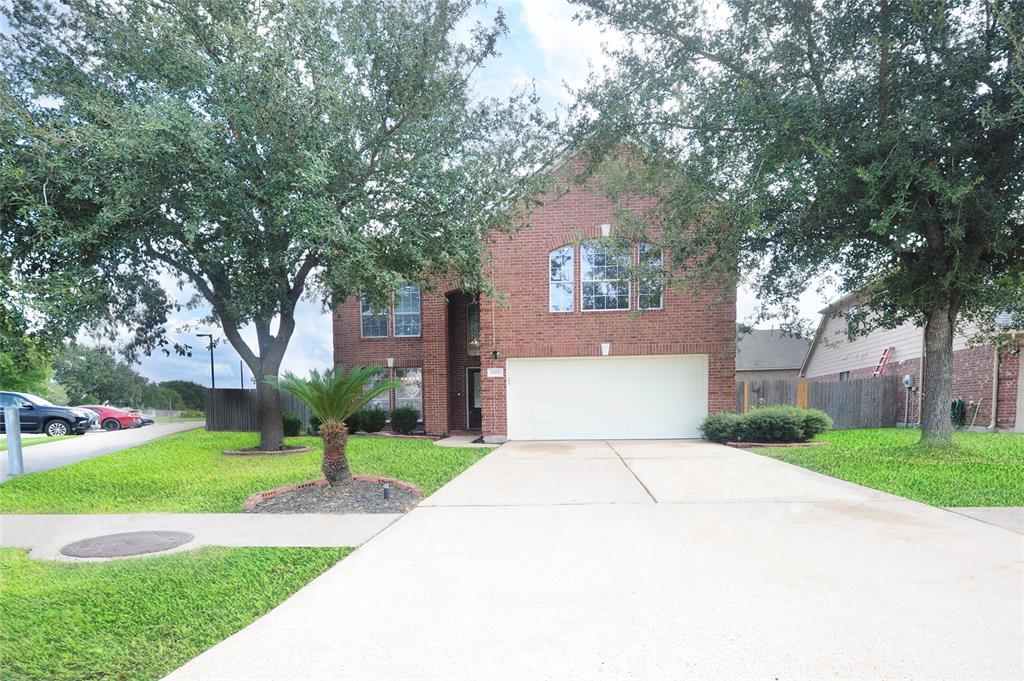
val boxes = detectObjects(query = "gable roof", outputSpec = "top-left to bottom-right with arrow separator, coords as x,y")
736,328 -> 811,371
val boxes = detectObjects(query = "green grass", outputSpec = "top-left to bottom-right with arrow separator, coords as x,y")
751,428 -> 1024,507
0,546 -> 350,681
0,429 -> 489,513
0,435 -> 73,451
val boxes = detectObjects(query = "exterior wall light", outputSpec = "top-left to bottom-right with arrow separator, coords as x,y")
600,341 -> 611,356
601,223 -> 611,237
386,357 -> 395,368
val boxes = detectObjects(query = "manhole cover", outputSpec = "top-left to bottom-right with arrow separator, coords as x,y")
60,531 -> 194,558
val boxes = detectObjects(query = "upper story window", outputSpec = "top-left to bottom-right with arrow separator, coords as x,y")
549,246 -> 574,312
467,302 -> 480,355
638,243 -> 664,310
394,284 -> 421,337
581,241 -> 629,311
360,295 -> 388,338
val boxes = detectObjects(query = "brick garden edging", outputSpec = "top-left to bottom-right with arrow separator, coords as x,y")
243,475 -> 424,511
223,445 -> 312,457
726,441 -> 829,448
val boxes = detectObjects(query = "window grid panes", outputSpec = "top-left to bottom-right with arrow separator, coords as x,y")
467,302 -> 480,356
394,284 -> 421,337
395,367 -> 423,422
549,246 -> 574,312
581,241 -> 630,311
360,295 -> 388,338
365,373 -> 390,415
638,243 -> 664,310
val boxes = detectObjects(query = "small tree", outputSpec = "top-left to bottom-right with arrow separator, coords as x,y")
270,366 -> 399,485
573,0 -> 1024,444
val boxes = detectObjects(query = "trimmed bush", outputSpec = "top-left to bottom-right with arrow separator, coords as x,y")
281,411 -> 302,437
391,406 -> 419,435
179,410 -> 203,418
699,406 -> 832,444
344,411 -> 361,434
358,408 -> 387,433
307,414 -> 322,435
699,412 -> 742,443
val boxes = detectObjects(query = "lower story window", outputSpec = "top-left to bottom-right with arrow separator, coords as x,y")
395,367 -> 423,421
366,374 -> 390,415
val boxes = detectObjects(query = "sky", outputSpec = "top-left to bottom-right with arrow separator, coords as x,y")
4,0 -> 832,387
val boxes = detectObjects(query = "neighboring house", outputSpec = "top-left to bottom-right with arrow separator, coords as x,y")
333,167 -> 736,442
735,328 -> 811,382
801,292 -> 1023,431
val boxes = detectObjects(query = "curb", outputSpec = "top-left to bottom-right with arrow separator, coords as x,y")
224,445 -> 312,457
726,441 -> 829,448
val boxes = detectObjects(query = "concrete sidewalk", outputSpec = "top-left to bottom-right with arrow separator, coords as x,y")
0,513 -> 399,560
0,421 -> 203,482
167,439 -> 1024,681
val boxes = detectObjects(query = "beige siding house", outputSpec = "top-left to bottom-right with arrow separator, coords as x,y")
801,293 -> 1023,431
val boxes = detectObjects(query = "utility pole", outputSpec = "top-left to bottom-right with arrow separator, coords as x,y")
197,333 -> 215,389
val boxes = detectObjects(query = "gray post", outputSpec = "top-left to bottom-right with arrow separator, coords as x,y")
4,406 -> 24,476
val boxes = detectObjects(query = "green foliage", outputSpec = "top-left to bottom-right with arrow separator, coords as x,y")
700,406 -> 831,443
752,428 -> 1024,506
359,408 -> 387,434
950,398 -> 967,427
0,546 -> 349,681
0,336 -> 53,397
0,429 -> 490,513
53,343 -> 152,406
308,414 -> 322,435
575,0 -> 1024,441
344,411 -> 361,434
160,381 -> 206,410
281,411 -> 302,437
178,410 -> 204,419
699,412 -> 742,443
391,406 -> 420,435
1,0 -> 557,450
269,366 -> 400,425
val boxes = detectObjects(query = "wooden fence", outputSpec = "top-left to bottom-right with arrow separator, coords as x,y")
735,376 -> 899,429
205,388 -> 312,432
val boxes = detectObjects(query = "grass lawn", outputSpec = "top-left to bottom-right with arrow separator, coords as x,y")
0,429 -> 489,513
0,435 -> 73,451
751,428 -> 1024,507
0,546 -> 349,681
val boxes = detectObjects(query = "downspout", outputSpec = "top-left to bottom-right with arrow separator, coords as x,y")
990,345 -> 1000,430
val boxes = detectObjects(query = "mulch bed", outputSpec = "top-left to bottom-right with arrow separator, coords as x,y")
246,476 -> 421,514
726,441 -> 829,448
223,445 -> 312,456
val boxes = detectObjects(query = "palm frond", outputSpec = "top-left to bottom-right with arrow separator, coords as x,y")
266,365 -> 401,423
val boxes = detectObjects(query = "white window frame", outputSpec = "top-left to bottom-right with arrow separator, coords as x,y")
394,367 -> 423,422
393,284 -> 421,338
360,294 -> 388,338
637,243 -> 664,311
549,246 -> 574,313
581,241 -> 631,312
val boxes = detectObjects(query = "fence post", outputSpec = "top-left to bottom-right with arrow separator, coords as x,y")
796,379 -> 809,409
742,382 -> 750,413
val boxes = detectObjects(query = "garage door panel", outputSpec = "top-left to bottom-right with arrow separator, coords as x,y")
506,355 -> 708,440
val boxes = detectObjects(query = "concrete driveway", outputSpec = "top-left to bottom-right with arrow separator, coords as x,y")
168,440 -> 1024,680
0,421 -> 202,482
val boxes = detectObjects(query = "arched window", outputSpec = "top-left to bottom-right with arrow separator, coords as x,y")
549,246 -> 574,312
581,241 -> 629,311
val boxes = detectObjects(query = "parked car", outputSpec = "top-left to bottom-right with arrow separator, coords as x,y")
0,392 -> 93,436
138,415 -> 154,426
77,405 -> 142,431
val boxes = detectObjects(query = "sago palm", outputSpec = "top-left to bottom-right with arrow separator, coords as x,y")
268,365 -> 400,485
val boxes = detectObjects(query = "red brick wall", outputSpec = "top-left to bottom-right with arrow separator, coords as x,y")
478,178 -> 736,439
809,345 -> 1020,429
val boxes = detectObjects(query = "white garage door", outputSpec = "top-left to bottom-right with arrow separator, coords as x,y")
506,355 -> 708,440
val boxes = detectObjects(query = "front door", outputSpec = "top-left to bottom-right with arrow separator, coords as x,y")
467,368 -> 482,430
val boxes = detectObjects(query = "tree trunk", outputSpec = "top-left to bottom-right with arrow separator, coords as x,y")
319,420 -> 351,485
254,366 -> 285,451
920,304 -> 957,445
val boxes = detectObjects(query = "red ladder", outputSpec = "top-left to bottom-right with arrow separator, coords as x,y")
872,347 -> 895,377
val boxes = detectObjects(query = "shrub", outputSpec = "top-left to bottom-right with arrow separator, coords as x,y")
699,406 -> 832,444
178,410 -> 203,418
800,409 -> 833,439
344,411 -> 361,434
358,408 -> 387,433
307,414 -> 322,435
391,406 -> 420,434
281,411 -> 302,437
699,412 -> 742,443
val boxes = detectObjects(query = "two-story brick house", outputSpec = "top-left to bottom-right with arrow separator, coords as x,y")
333,174 -> 736,442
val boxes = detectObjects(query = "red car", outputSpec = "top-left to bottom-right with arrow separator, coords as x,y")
78,405 -> 141,431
